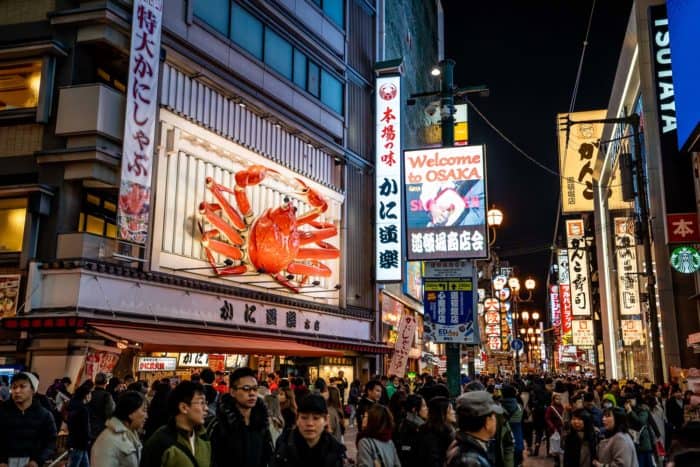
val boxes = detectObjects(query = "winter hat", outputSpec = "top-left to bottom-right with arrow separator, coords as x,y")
16,372 -> 39,392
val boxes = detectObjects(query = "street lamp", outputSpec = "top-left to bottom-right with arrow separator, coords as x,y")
487,207 -> 504,246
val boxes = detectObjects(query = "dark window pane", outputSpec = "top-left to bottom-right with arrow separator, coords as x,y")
193,0 -> 229,35
231,3 -> 263,59
307,61 -> 320,97
293,50 -> 307,88
323,0 -> 344,28
264,28 -> 293,79
321,70 -> 343,114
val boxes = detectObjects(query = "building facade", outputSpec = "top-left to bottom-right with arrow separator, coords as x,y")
0,0 -> 441,388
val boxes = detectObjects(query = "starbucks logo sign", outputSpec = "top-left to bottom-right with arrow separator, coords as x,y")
670,246 -> 700,274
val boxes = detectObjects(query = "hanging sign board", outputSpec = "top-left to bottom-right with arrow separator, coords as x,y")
137,357 -> 176,372
572,319 -> 595,347
566,219 -> 592,317
423,277 -> 477,343
388,314 -> 418,377
614,218 -> 642,315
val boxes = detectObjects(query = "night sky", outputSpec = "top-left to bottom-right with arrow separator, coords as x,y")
443,0 -> 633,310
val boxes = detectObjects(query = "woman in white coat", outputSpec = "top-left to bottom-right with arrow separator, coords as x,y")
91,391 -> 147,467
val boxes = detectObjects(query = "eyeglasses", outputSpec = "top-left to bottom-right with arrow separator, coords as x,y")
235,385 -> 259,392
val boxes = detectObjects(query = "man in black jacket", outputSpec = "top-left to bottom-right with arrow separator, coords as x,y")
88,372 -> 115,440
272,394 -> 346,467
0,372 -> 57,467
447,391 -> 502,467
209,367 -> 273,467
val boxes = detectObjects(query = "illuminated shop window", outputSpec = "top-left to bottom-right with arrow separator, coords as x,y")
0,198 -> 27,252
77,190 -> 118,239
0,60 -> 41,111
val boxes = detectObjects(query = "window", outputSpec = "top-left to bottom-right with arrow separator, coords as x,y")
321,70 -> 343,114
231,3 -> 263,59
264,28 -> 293,79
0,60 -> 41,112
0,198 -> 27,252
322,0 -> 344,28
307,61 -> 320,97
193,0 -> 230,35
78,190 -> 117,239
293,50 -> 307,88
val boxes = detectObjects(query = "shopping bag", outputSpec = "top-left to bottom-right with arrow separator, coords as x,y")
548,431 -> 562,455
655,439 -> 666,457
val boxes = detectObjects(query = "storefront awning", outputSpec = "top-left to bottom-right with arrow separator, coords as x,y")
92,325 -> 343,357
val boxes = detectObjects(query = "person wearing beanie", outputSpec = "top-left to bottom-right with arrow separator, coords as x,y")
271,394 -> 346,467
0,372 -> 57,467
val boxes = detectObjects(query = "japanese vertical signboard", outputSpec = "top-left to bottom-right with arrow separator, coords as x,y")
375,75 -> 402,281
550,285 -> 561,329
388,313 -> 417,377
558,109 -> 631,213
423,277 -> 477,344
404,146 -> 487,260
483,298 -> 501,351
118,0 -> 163,245
614,217 -> 644,346
566,219 -> 592,317
558,248 -> 573,344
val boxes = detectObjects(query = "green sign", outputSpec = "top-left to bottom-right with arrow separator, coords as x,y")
670,246 -> 700,274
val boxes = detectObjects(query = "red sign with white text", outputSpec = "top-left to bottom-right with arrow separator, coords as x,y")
667,213 -> 700,243
560,284 -> 572,336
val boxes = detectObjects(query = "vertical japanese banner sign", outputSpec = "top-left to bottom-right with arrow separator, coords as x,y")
388,313 -> 417,377
117,0 -> 163,245
558,248 -> 573,344
566,219 -> 593,347
375,75 -> 402,281
614,218 -> 644,346
404,146 -> 487,260
483,298 -> 501,351
557,109 -> 631,213
550,285 -> 561,329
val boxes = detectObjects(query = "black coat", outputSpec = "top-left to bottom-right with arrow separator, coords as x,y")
67,398 -> 91,450
209,394 -> 274,467
88,387 -> 114,440
394,414 -> 425,467
666,398 -> 685,432
0,398 -> 57,464
271,429 -> 345,467
417,424 -> 455,467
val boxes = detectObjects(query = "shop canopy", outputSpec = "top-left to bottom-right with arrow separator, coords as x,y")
92,324 -> 344,357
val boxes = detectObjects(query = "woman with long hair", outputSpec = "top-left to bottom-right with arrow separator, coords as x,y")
563,408 -> 597,467
394,394 -> 428,467
593,407 -> 639,467
143,380 -> 170,440
545,392 -> 566,466
388,389 -> 408,434
278,385 -> 297,435
356,404 -> 401,467
264,394 -> 285,446
417,396 -> 456,467
327,385 -> 345,443
91,391 -> 147,467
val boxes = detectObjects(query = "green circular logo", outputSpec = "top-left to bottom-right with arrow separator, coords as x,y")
670,246 -> 700,274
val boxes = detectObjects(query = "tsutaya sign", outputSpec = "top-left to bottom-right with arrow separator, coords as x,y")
557,110 -> 631,213
117,0 -> 163,245
375,75 -> 403,281
404,145 -> 488,260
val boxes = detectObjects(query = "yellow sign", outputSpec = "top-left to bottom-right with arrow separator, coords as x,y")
424,280 -> 473,291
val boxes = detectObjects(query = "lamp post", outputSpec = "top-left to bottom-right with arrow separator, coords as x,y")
487,207 -> 504,246
511,277 -> 535,377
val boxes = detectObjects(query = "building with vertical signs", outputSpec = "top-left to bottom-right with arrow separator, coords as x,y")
591,0 -> 700,380
0,1 -> 442,388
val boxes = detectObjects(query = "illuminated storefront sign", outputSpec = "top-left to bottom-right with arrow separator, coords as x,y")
558,109 -> 631,213
614,218 -> 641,315
375,75 -> 403,281
550,285 -> 561,328
566,220 -> 592,317
572,319 -> 594,347
405,146 -> 488,260
138,357 -> 177,372
423,277 -> 477,344
670,246 -> 700,274
118,0 -> 163,245
178,353 -> 210,367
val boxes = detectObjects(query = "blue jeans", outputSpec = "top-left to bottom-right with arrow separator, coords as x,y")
637,450 -> 654,467
69,449 -> 89,467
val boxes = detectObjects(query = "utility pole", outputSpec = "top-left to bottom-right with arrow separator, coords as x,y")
560,113 -> 664,383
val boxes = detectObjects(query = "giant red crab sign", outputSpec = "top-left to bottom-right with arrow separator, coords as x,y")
198,165 -> 340,293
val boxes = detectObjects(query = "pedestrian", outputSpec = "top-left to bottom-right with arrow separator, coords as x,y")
143,380 -> 170,441
336,370 -> 348,406
446,391 -> 502,467
326,385 -> 345,443
106,377 -> 122,403
90,391 -> 147,467
417,396 -> 456,467
67,383 -> 93,467
563,408 -> 597,467
209,366 -> 273,467
0,375 -> 10,401
545,393 -> 566,466
583,392 -> 603,429
593,407 -> 639,467
89,373 -> 116,441
347,380 -> 361,427
355,380 -> 382,428
394,394 -> 427,467
501,384 -> 524,466
356,404 -> 401,467
265,394 -> 286,447
199,369 -> 219,425
271,394 -> 346,466
388,389 -> 408,433
626,394 -> 654,467
278,385 -> 297,436
666,386 -> 685,444
386,375 -> 399,400
465,381 -> 515,467
0,372 -> 57,467
55,376 -> 73,415
140,381 -> 210,467
529,377 -> 548,456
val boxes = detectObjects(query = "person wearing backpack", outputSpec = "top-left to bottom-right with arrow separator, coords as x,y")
501,385 -> 524,466
625,395 -> 654,467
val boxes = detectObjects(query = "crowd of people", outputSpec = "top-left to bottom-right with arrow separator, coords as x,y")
1,369 -> 700,467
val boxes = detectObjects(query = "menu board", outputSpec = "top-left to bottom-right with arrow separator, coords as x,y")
0,274 -> 20,318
